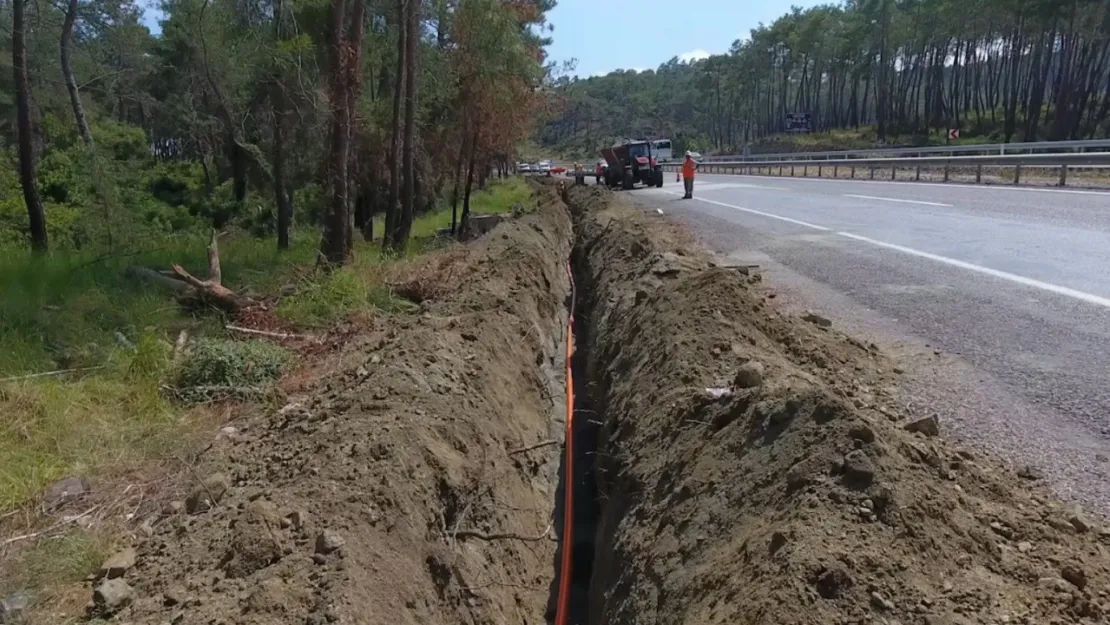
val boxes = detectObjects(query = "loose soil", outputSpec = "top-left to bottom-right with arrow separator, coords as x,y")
564,183 -> 1110,625
68,184 -> 573,625
19,180 -> 1110,625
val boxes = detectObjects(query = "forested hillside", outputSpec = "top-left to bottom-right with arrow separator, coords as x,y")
1,0 -> 552,256
539,0 -> 1110,156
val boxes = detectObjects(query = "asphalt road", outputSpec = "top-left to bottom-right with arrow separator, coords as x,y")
630,173 -> 1110,514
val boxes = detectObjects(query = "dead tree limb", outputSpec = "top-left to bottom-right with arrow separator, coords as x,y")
128,231 -> 252,314
508,440 -> 558,456
226,325 -> 315,341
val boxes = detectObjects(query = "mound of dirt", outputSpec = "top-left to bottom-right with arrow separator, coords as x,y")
565,185 -> 1110,625
102,186 -> 573,625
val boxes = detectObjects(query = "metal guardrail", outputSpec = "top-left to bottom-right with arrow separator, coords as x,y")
664,151 -> 1110,186
703,139 -> 1110,163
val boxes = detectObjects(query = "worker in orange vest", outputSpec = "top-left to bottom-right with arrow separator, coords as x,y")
682,151 -> 699,199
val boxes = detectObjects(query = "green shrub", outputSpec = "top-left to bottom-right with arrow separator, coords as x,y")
174,338 -> 290,391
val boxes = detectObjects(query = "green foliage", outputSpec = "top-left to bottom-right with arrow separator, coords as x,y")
174,338 -> 290,390
0,528 -> 112,597
539,0 -> 1110,155
275,257 -> 406,327
410,176 -> 532,237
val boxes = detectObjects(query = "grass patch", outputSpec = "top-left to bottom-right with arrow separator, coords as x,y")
277,178 -> 528,327
409,176 -> 532,238
0,527 -> 112,599
0,231 -> 320,512
274,241 -> 414,327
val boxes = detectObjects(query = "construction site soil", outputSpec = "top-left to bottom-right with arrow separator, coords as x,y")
73,182 -> 1110,625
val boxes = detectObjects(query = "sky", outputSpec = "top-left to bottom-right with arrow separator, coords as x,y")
545,0 -> 830,78
141,0 -> 830,75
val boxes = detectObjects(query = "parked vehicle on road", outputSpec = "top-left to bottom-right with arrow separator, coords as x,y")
538,161 -> 552,175
518,162 -> 531,173
652,139 -> 673,162
600,140 -> 665,189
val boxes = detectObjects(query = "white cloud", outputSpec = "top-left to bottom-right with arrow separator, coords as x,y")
678,48 -> 712,63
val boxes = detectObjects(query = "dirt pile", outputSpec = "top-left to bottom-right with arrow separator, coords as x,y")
98,186 -> 573,625
565,185 -> 1110,625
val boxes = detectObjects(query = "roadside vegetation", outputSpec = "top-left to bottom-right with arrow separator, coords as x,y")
0,174 -> 525,618
539,0 -> 1110,156
0,176 -> 526,512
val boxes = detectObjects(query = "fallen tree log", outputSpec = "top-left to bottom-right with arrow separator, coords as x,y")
128,230 -> 253,314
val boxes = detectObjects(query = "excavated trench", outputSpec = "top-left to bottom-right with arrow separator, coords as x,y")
547,216 -> 604,625
546,182 -> 1110,625
85,180 -> 1110,625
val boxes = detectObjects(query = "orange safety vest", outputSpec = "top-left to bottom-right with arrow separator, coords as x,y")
682,158 -> 696,179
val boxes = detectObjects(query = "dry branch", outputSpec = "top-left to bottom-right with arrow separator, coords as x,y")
508,439 -> 558,456
0,366 -> 105,383
226,324 -> 316,341
130,230 -> 252,314
453,520 -> 553,543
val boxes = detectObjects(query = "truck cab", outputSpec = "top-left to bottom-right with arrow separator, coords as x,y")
600,140 -> 665,189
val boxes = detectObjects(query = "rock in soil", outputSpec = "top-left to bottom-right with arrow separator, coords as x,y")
184,473 -> 230,514
41,476 -> 90,509
1069,511 -> 1092,533
802,310 -> 833,328
0,592 -> 32,624
97,547 -> 137,579
93,579 -> 133,612
1061,564 -> 1088,589
314,530 -> 345,555
1017,464 -> 1045,480
734,360 -> 764,388
904,414 -> 940,437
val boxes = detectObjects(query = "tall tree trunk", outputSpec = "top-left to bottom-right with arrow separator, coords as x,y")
394,0 -> 419,248
273,0 -> 293,250
361,158 -> 379,241
61,0 -> 94,145
320,0 -> 351,264
450,130 -> 466,234
13,0 -> 47,253
1003,14 -> 1024,143
460,125 -> 479,236
273,86 -> 293,249
345,0 -> 366,252
383,0 -> 405,248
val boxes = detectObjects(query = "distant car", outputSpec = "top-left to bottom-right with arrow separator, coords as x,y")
518,163 -> 531,173
551,165 -> 567,174
538,161 -> 552,175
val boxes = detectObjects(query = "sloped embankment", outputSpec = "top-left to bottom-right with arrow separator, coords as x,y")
565,185 -> 1110,625
108,186 -> 572,625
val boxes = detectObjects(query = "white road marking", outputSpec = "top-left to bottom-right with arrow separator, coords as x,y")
664,191 -> 830,231
835,232 -> 1110,309
697,172 -> 1110,196
844,194 -> 953,207
667,191 -> 1110,310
